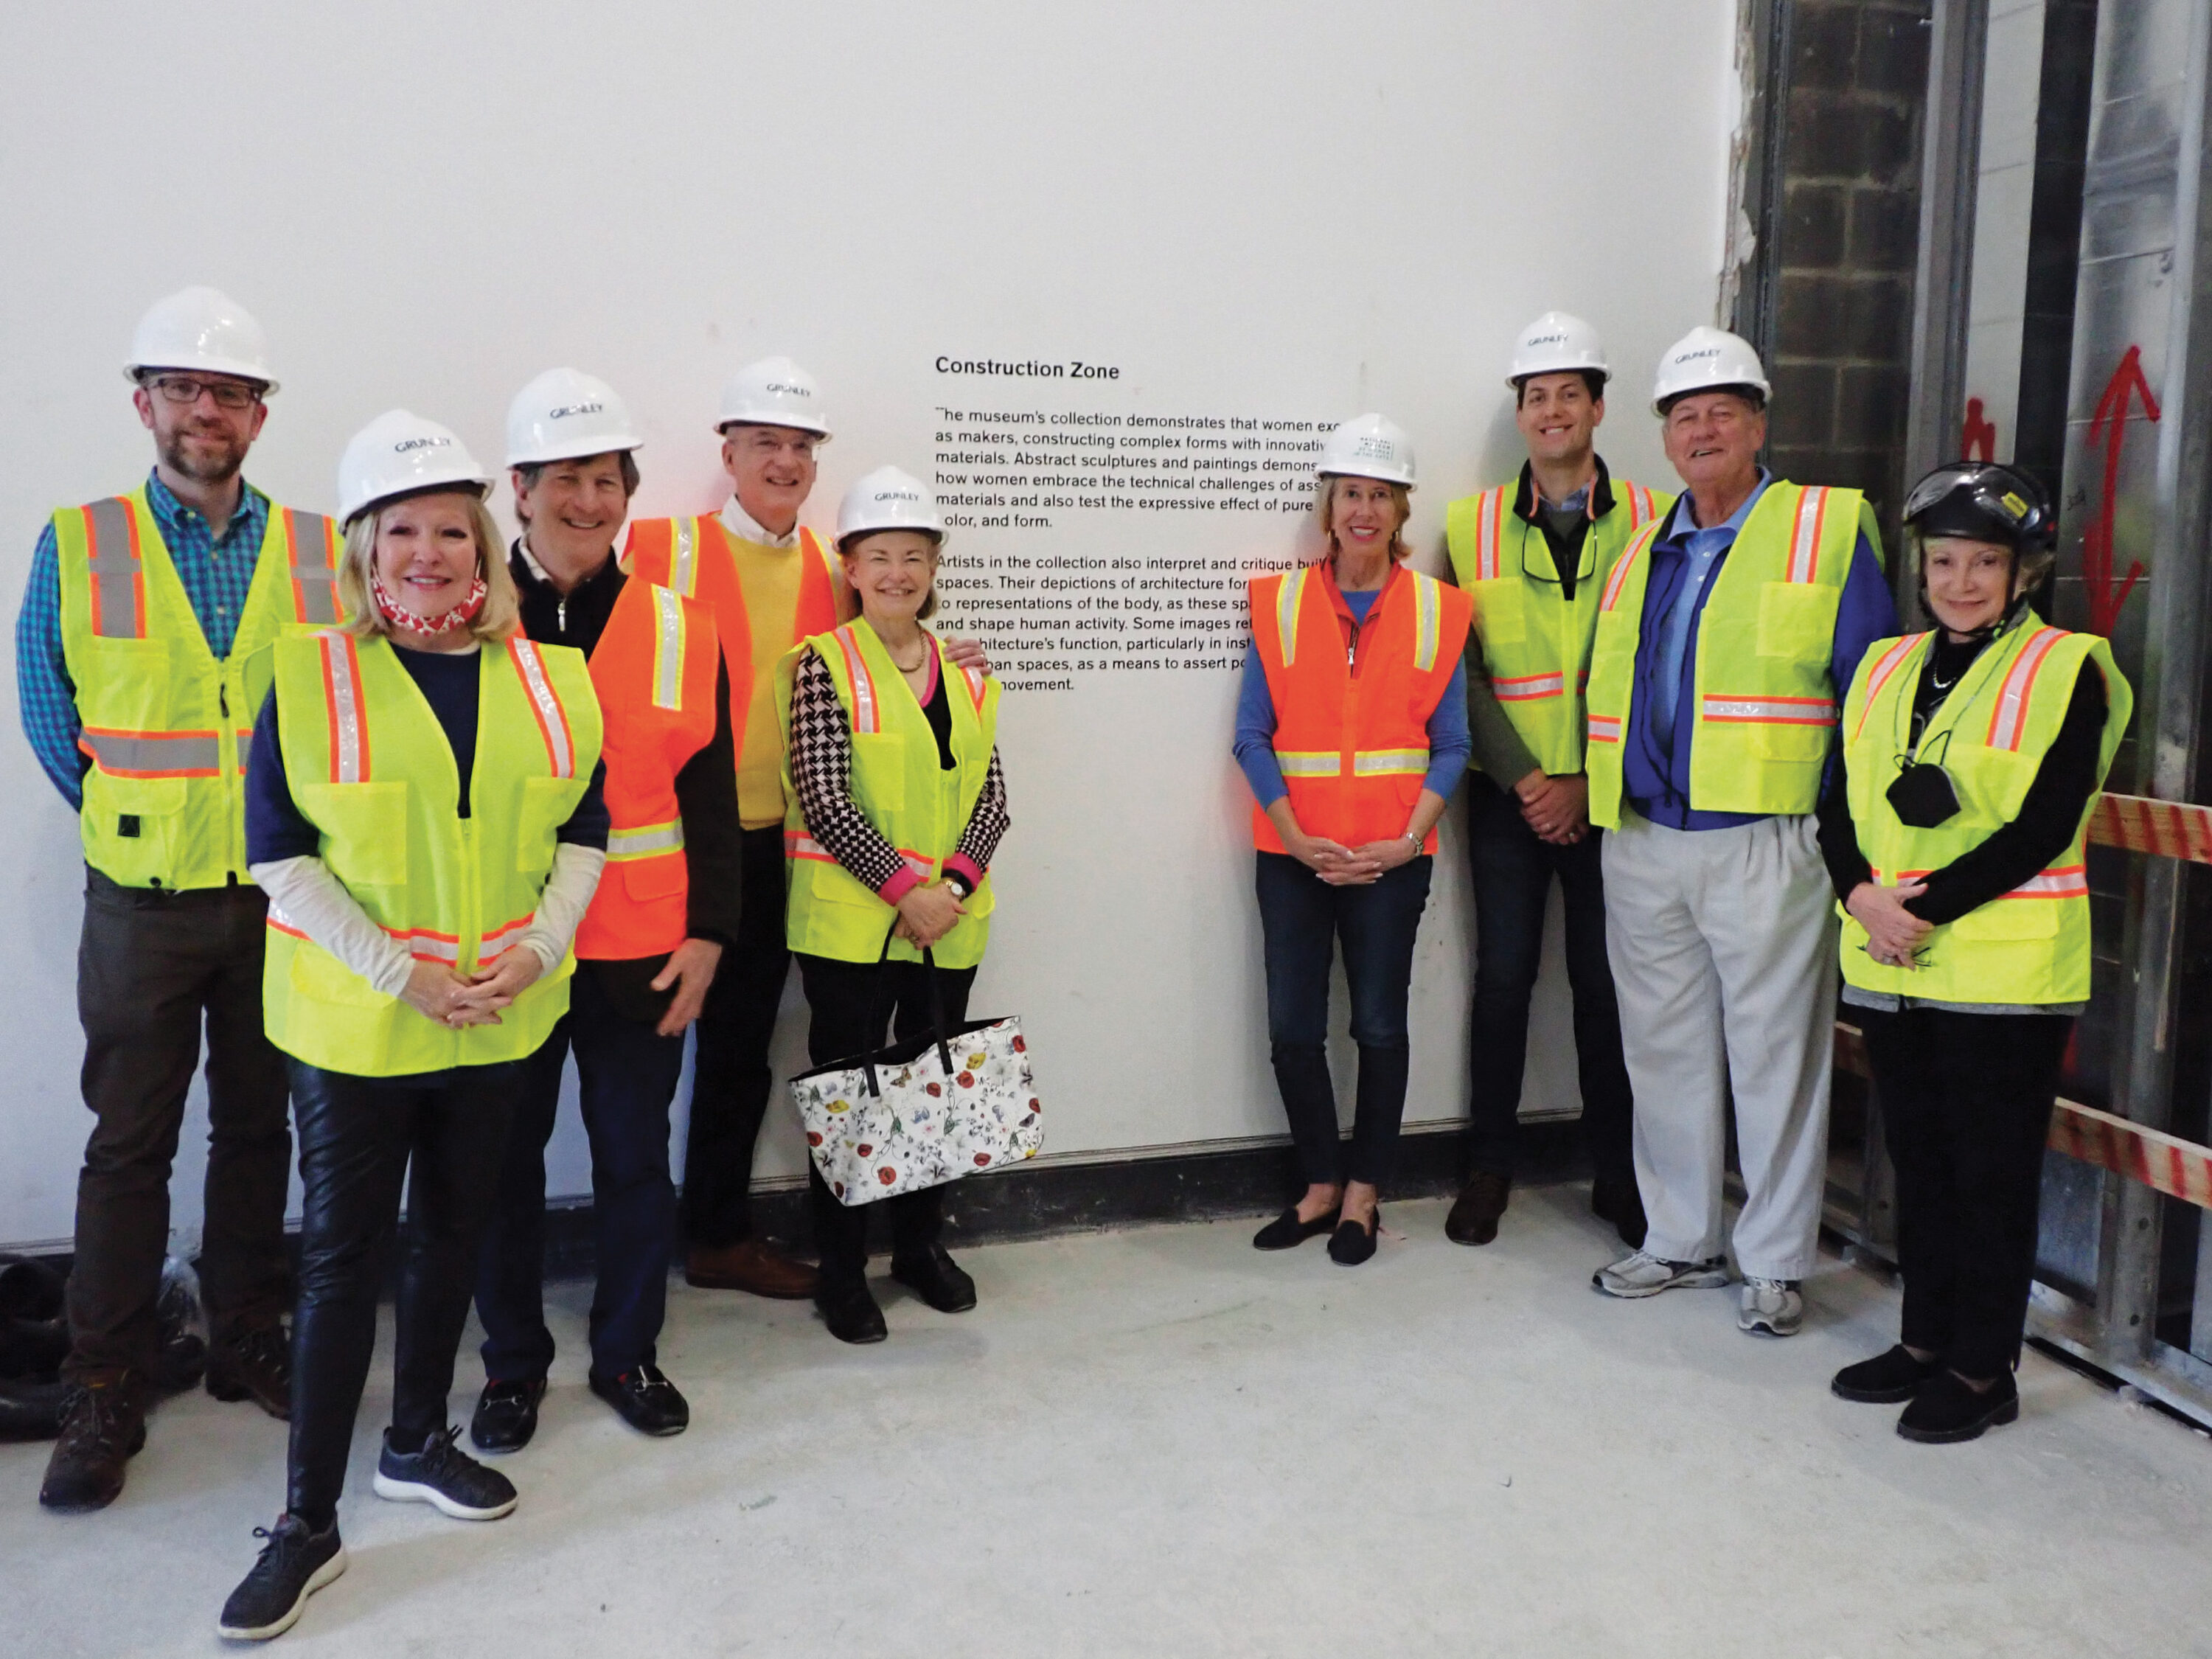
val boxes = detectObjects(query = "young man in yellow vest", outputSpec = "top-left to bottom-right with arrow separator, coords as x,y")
624,359 -> 987,1299
468,371 -> 741,1452
1583,327 -> 1896,1338
1442,313 -> 1672,1251
15,289 -> 338,1512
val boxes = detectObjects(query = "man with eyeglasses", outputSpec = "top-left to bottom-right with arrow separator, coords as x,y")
15,288 -> 338,1512
1581,327 -> 1895,1340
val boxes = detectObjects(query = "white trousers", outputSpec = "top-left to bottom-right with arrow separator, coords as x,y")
1601,811 -> 1837,1280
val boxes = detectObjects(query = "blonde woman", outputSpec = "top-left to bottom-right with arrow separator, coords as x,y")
218,412 -> 606,1642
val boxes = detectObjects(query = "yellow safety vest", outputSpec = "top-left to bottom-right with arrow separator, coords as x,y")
261,630 -> 603,1077
53,485 -> 341,888
1585,480 -> 1881,827
1839,619 -> 2131,1005
1444,474 -> 1673,775
774,622 -> 1001,970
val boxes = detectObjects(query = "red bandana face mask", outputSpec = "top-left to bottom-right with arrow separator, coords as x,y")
372,571 -> 488,636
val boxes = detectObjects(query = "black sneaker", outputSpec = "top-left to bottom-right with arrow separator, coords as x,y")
1896,1368 -> 2020,1444
217,1514 -> 347,1641
469,1377 -> 546,1454
371,1425 -> 518,1520
1832,1344 -> 1940,1404
816,1279 -> 888,1345
589,1364 -> 689,1436
206,1322 -> 291,1420
889,1244 -> 977,1313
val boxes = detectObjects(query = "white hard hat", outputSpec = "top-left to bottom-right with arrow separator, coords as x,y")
1652,325 -> 1771,412
125,286 -> 276,392
836,466 -> 944,544
1507,310 -> 1608,388
717,355 -> 831,437
338,410 -> 490,526
1316,413 -> 1416,489
505,367 -> 642,467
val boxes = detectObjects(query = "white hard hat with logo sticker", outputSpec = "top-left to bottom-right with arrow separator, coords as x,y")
506,368 -> 642,467
1316,413 -> 1416,489
1652,325 -> 1771,412
717,355 -> 832,437
125,286 -> 276,392
1507,310 -> 1608,387
836,466 -> 944,544
338,410 -> 490,526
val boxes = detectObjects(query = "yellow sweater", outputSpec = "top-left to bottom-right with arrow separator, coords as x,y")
725,530 -> 810,829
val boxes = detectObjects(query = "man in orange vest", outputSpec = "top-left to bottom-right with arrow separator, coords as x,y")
469,371 -> 738,1449
625,358 -> 986,1301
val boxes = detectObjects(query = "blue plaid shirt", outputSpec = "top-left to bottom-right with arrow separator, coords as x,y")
16,471 -> 271,808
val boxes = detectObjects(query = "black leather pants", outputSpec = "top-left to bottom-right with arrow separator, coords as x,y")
285,1058 -> 522,1525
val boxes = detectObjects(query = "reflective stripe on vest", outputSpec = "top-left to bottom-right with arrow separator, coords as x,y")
77,728 -> 221,778
318,631 -> 370,782
650,585 -> 686,710
831,625 -> 880,733
1599,524 -> 1658,612
1871,863 -> 2091,902
1622,482 -> 1656,528
83,497 -> 146,639
1276,567 -> 1312,666
1587,713 -> 1622,744
1274,748 -> 1430,778
1472,488 -> 1507,581
1411,569 -> 1441,672
285,509 -> 341,624
1850,634 -> 1927,741
1495,669 -> 1587,703
1988,626 -> 2067,751
785,829 -> 934,880
607,819 -> 684,861
509,638 -> 578,778
1785,485 -> 1833,584
1699,695 -> 1837,727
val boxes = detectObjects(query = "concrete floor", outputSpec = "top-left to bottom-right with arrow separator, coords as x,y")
4,1187 -> 2211,1658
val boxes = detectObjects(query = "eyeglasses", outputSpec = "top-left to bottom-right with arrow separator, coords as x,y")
145,375 -> 261,411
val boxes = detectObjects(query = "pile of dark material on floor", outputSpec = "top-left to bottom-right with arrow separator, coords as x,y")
0,1256 -> 205,1439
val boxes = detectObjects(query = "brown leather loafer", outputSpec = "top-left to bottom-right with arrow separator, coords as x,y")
684,1239 -> 819,1299
1445,1171 -> 1512,1245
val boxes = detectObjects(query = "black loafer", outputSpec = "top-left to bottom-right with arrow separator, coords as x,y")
890,1244 -> 978,1313
469,1377 -> 546,1454
1252,1206 -> 1340,1251
817,1279 -> 888,1344
1326,1214 -> 1378,1267
1832,1345 -> 1939,1405
1897,1368 -> 2019,1444
589,1364 -> 689,1437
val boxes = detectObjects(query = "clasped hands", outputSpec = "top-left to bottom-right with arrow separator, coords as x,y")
1287,830 -> 1420,886
1513,770 -> 1590,844
894,878 -> 966,949
1847,878 -> 1932,970
400,949 -> 545,1029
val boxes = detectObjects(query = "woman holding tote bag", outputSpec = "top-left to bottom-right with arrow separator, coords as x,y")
775,467 -> 1009,1346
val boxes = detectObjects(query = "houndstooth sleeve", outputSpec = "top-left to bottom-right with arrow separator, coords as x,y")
787,647 -> 911,896
949,746 -> 1010,880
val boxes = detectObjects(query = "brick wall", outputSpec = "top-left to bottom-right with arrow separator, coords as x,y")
1745,0 -> 1933,537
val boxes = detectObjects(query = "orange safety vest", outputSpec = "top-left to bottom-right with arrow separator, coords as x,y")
1247,560 -> 1472,853
622,514 -> 842,764
568,576 -> 722,960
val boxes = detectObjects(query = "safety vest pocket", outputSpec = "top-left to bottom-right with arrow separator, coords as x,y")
850,731 -> 908,813
1475,582 -> 1526,648
75,636 -> 172,732
620,853 -> 687,902
1756,582 -> 1840,660
1747,721 -> 1832,765
515,776 -> 580,875
1949,897 -> 2064,942
296,780 -> 410,890
288,941 -> 395,1010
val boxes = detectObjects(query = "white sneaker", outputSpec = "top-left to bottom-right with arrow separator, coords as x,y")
1590,1251 -> 1731,1298
1738,1276 -> 1804,1336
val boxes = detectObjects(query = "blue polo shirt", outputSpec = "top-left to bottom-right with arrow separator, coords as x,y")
1621,472 -> 1896,830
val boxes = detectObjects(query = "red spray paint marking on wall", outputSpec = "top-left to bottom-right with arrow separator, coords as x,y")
2084,344 -> 2157,636
1961,397 -> 1997,462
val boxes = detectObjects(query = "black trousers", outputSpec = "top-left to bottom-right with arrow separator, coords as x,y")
1253,852 -> 1433,1188
1462,773 -> 1635,1186
287,1058 -> 523,1526
476,965 -> 684,1384
795,953 -> 978,1287
68,869 -> 291,1381
1859,1006 -> 2071,1380
681,825 -> 789,1247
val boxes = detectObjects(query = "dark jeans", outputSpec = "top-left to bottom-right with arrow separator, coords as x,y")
1860,1006 -> 2071,1380
67,869 -> 291,1381
475,965 -> 684,1384
288,1058 -> 524,1526
682,825 -> 789,1247
794,952 -> 978,1287
1464,773 -> 1635,1186
1254,850 -> 1433,1188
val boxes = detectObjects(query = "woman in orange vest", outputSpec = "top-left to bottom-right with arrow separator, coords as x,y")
1234,415 -> 1472,1265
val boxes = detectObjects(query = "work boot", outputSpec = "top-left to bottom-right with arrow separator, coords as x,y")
1444,1172 -> 1512,1245
684,1239 -> 819,1299
206,1323 -> 291,1420
38,1371 -> 147,1513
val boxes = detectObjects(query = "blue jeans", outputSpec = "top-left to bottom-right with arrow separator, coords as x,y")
475,963 -> 684,1384
1254,850 -> 1433,1187
1464,772 -> 1633,1185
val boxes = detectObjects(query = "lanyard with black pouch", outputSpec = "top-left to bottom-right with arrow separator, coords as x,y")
1884,630 -> 2012,829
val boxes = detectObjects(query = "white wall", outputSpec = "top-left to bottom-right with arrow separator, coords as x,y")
0,1 -> 1739,1250
1964,0 -> 2049,459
